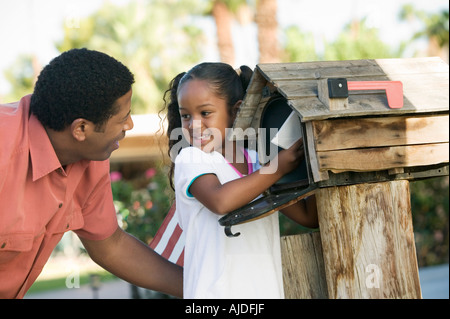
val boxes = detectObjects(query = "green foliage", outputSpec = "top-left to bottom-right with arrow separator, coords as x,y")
111,165 -> 173,244
27,270 -> 116,294
323,18 -> 404,60
411,177 -> 449,266
2,54 -> 36,102
282,26 -> 318,62
56,0 -> 206,113
281,6 -> 450,63
400,5 -> 449,48
281,17 -> 406,64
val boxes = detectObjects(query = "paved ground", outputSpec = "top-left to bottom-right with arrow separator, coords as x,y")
25,278 -> 131,299
417,263 -> 449,299
25,264 -> 448,299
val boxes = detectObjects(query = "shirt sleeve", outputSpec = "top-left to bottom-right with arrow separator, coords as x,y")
74,160 -> 118,240
174,147 -> 217,199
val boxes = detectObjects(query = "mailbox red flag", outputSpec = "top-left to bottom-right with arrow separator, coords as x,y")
149,202 -> 185,266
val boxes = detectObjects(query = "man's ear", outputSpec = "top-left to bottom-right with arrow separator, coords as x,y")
70,118 -> 93,142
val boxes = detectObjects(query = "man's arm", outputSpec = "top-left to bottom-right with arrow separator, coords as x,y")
280,195 -> 319,229
79,227 -> 183,298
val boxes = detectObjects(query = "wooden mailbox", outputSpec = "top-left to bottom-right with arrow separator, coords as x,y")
231,57 -> 449,298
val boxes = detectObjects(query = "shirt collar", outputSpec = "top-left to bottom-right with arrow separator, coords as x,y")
28,113 -> 63,181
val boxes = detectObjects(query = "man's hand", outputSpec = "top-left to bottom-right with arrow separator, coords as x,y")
79,227 -> 183,298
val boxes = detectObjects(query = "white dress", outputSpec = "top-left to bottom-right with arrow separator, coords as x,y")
174,146 -> 284,299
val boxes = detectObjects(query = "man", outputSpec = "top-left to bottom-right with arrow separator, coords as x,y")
0,48 -> 182,298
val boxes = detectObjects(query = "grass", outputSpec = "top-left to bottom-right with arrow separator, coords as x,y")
27,270 -> 118,294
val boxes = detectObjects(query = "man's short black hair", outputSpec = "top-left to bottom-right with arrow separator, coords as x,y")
30,48 -> 135,131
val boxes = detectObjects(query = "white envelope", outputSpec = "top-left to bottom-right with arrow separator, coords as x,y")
270,111 -> 302,149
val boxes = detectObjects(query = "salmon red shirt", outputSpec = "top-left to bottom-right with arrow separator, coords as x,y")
0,95 -> 119,298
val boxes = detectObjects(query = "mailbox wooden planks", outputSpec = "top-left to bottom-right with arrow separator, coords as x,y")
310,114 -> 449,181
235,57 -> 448,128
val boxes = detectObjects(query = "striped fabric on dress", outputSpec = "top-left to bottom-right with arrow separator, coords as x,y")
149,202 -> 185,266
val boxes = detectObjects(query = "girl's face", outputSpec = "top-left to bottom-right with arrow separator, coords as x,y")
178,79 -> 236,154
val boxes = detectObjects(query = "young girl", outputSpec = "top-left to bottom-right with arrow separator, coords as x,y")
162,62 -> 318,299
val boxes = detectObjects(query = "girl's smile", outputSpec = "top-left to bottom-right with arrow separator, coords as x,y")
193,129 -> 212,145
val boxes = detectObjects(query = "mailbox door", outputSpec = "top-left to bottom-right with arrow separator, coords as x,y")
259,96 -> 309,192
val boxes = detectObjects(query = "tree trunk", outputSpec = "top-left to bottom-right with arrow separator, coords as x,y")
255,0 -> 280,63
212,1 -> 235,65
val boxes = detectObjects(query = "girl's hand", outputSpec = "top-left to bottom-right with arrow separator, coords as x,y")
189,138 -> 306,216
275,138 -> 304,177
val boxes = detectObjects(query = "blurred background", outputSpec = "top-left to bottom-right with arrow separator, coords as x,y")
1,0 -> 448,298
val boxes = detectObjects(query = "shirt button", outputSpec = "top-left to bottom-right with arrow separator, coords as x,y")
1,242 -> 6,249
59,203 -> 63,208
66,224 -> 70,229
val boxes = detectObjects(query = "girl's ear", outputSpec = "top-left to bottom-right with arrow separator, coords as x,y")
70,118 -> 93,142
231,100 -> 242,120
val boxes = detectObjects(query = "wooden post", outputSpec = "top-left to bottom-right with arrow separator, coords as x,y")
316,180 -> 422,298
281,232 -> 328,299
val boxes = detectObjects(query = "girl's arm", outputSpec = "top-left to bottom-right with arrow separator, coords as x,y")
189,139 -> 304,215
279,195 -> 319,229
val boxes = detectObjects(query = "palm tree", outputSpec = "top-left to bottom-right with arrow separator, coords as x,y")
255,0 -> 280,63
211,0 -> 236,65
209,0 -> 281,65
400,5 -> 449,62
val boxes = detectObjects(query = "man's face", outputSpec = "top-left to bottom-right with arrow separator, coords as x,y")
82,88 -> 134,161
